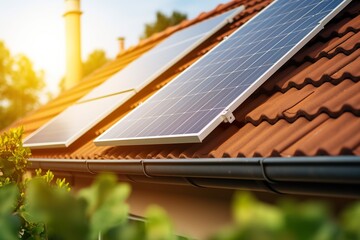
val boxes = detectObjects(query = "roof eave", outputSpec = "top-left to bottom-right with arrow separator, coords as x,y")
29,156 -> 360,199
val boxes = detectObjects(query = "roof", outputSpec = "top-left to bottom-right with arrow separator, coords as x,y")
10,0 -> 360,160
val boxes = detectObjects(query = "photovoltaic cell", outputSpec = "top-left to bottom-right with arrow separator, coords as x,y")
23,7 -> 244,148
95,0 -> 351,146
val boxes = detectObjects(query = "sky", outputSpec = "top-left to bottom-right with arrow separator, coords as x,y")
0,0 -> 228,95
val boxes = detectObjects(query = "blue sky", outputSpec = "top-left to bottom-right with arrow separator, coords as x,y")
0,0 -> 228,94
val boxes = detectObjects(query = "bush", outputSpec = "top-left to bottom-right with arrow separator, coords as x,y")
0,128 -> 187,240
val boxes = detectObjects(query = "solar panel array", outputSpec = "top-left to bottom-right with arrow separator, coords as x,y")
95,0 -> 350,146
23,7 -> 244,148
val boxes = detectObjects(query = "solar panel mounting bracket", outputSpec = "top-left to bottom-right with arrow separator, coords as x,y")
220,109 -> 235,123
226,15 -> 236,24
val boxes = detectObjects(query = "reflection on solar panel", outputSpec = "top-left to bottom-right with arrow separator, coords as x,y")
79,6 -> 244,102
23,93 -> 134,148
23,7 -> 244,148
95,0 -> 350,146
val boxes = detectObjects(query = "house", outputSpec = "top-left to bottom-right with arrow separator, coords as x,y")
7,0 -> 360,238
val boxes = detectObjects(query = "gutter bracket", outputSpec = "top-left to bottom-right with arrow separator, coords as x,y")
141,160 -> 153,178
85,161 -> 96,175
221,109 -> 235,123
259,158 -> 282,195
260,158 -> 275,184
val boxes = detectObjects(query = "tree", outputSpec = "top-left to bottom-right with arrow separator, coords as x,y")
141,11 -> 187,39
0,41 -> 45,130
59,49 -> 109,92
82,49 -> 109,78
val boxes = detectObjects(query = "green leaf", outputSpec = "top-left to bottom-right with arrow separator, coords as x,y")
0,184 -> 19,215
280,200 -> 337,240
340,202 -> 360,239
24,177 -> 89,240
233,192 -> 283,229
22,178 -> 49,224
0,184 -> 20,240
78,173 -> 130,239
145,205 -> 177,240
0,215 -> 21,240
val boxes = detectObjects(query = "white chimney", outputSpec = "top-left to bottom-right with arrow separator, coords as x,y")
63,0 -> 82,90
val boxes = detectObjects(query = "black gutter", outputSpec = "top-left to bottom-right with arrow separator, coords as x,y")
28,156 -> 360,198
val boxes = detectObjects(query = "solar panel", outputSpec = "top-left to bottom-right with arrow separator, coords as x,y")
79,6 -> 244,102
23,7 -> 244,149
95,0 -> 351,146
23,92 -> 134,148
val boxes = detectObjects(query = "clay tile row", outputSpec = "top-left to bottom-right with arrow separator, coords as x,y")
262,48 -> 360,92
209,113 -> 359,158
233,79 -> 360,125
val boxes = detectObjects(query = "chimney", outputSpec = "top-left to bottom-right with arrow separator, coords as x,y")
63,0 -> 82,90
118,37 -> 125,53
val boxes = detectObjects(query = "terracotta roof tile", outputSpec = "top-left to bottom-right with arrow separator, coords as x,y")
293,30 -> 359,63
285,80 -> 360,117
329,31 -> 360,54
8,0 -> 360,160
234,79 -> 360,125
263,48 -> 360,92
213,113 -> 359,158
235,84 -> 316,124
283,113 -> 360,156
319,13 -> 360,39
332,55 -> 360,79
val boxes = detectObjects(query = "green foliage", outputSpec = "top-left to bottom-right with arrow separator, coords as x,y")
0,184 -> 21,240
82,49 -> 109,78
23,176 -> 88,240
211,193 -> 358,240
0,127 -> 30,191
35,169 -> 70,191
106,220 -> 146,240
78,174 -> 130,239
0,128 -> 76,239
105,204 -> 188,240
340,202 -> 360,239
0,41 -> 45,129
145,205 -> 178,240
141,11 -> 187,39
280,200 -> 338,240
59,49 -> 109,92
